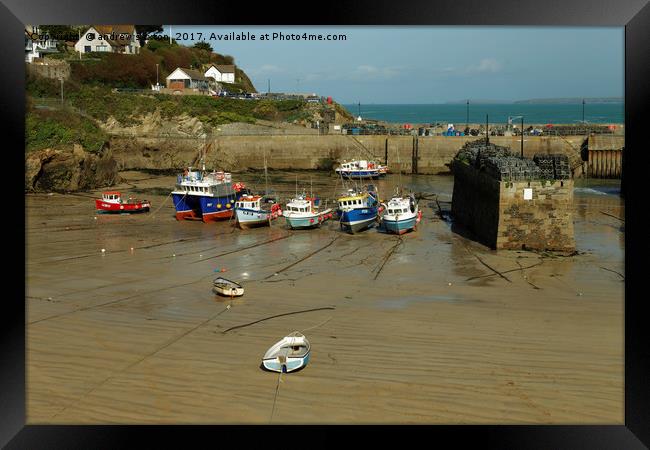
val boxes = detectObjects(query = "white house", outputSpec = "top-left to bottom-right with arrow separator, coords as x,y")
166,68 -> 210,92
25,25 -> 58,63
74,25 -> 140,55
204,64 -> 236,84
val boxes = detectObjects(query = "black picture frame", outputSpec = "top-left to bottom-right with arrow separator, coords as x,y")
4,0 -> 649,447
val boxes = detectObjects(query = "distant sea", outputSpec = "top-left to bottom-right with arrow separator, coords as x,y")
342,103 -> 624,125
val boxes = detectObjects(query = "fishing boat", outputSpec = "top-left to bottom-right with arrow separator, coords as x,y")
284,195 -> 333,229
212,277 -> 244,297
234,194 -> 282,229
95,191 -> 150,214
262,332 -> 311,373
335,160 -> 388,179
235,151 -> 282,229
380,193 -> 422,235
336,185 -> 380,234
171,165 -> 247,222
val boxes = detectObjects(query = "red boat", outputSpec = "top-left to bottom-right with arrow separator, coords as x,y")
95,191 -> 151,214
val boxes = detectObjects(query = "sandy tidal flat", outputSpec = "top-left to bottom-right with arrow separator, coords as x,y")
26,171 -> 624,424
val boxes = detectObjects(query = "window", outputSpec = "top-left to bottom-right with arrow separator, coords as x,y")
84,45 -> 91,52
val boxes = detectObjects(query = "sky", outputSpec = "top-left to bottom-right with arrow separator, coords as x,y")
160,26 -> 624,104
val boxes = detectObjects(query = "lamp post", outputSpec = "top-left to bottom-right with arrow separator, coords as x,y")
510,115 -> 525,158
521,116 -> 524,158
59,77 -> 64,104
466,100 -> 469,129
156,63 -> 159,87
582,98 -> 585,123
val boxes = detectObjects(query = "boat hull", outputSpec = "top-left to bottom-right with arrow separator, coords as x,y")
172,193 -> 237,222
284,212 -> 333,229
213,286 -> 244,297
263,352 -> 311,373
95,199 -> 150,214
336,170 -> 381,179
382,216 -> 418,234
235,207 -> 281,229
339,208 -> 378,233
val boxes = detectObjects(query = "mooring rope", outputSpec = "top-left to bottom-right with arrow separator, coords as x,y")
269,370 -> 283,422
147,191 -> 176,219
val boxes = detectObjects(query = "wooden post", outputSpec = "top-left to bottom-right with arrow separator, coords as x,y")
414,136 -> 419,174
411,136 -> 416,174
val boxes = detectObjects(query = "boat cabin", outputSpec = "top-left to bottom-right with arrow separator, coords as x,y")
338,194 -> 367,210
286,196 -> 319,214
235,195 -> 263,210
101,192 -> 122,204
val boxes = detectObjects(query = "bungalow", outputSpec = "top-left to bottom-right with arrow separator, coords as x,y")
74,25 -> 140,54
166,68 -> 211,93
204,64 -> 236,84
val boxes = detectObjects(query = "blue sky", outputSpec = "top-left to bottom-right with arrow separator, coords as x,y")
160,26 -> 623,104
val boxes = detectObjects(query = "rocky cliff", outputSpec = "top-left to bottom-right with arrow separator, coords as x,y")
25,144 -> 119,192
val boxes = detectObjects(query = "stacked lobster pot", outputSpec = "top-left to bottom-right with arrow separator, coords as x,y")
533,154 -> 571,180
484,156 -> 542,181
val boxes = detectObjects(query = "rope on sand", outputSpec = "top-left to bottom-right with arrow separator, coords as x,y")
220,306 -> 335,334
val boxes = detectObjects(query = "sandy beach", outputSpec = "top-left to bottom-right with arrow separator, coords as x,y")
25,171 -> 624,424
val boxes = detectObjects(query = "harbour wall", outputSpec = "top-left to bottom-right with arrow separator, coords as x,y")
451,160 -> 575,252
109,134 -> 590,175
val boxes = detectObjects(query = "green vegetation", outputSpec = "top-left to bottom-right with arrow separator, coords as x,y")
26,107 -> 108,152
49,41 -> 255,92
27,72 -> 312,131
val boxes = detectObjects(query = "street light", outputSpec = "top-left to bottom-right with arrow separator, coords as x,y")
156,63 -> 159,87
582,98 -> 585,123
510,115 -> 525,158
466,99 -> 469,128
59,77 -> 64,104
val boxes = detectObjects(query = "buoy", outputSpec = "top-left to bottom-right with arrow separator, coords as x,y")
221,268 -> 227,272
448,282 -> 452,286
172,254 -> 176,257
101,248 -> 106,253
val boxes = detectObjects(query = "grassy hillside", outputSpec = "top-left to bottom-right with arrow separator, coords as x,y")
52,40 -> 257,93
26,104 -> 108,152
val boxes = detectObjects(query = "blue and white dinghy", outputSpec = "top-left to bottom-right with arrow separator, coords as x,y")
262,332 -> 311,373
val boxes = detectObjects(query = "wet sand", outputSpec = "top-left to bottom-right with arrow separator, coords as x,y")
26,171 -> 624,424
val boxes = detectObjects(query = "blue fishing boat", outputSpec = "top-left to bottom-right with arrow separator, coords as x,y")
171,166 -> 247,222
336,185 -> 380,233
335,160 -> 388,179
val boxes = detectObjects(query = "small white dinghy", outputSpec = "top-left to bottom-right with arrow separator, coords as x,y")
212,277 -> 244,297
262,332 -> 311,373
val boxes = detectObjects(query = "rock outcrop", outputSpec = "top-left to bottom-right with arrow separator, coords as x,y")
25,144 -> 120,192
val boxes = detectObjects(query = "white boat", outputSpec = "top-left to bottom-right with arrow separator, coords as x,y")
380,193 -> 422,235
235,151 -> 282,229
212,277 -> 244,297
262,332 -> 311,373
234,194 -> 282,229
284,194 -> 333,229
335,160 -> 388,179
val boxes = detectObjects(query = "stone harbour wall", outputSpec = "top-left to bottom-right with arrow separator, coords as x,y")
451,160 -> 575,252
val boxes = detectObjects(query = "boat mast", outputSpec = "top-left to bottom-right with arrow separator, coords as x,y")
396,144 -> 402,196
264,150 -> 269,195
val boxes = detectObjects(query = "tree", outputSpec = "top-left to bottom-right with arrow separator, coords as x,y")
135,25 -> 164,47
193,41 -> 213,52
37,25 -> 77,41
